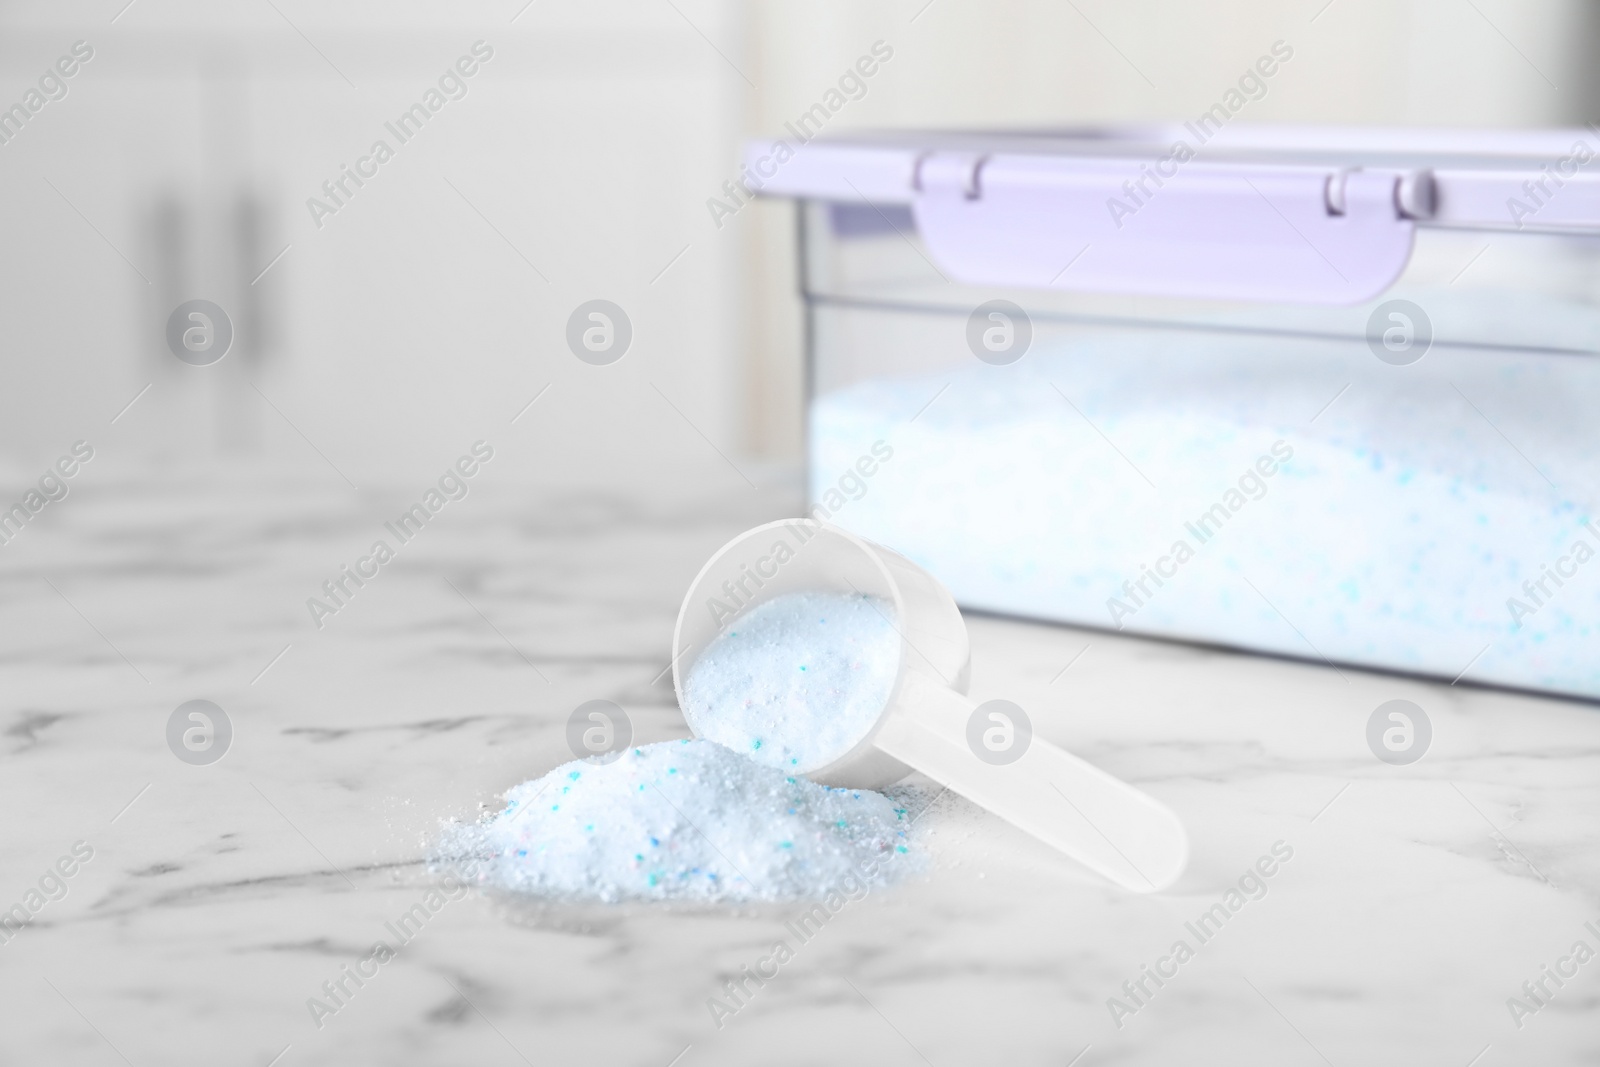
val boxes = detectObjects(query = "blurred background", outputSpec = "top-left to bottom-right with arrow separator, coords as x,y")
1,0 -> 1598,494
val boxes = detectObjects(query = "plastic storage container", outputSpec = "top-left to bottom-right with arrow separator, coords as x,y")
746,126 -> 1600,701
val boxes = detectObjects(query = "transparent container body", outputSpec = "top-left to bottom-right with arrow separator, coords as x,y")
799,199 -> 1600,700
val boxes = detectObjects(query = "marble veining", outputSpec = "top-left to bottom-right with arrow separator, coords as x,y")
0,468 -> 1597,1066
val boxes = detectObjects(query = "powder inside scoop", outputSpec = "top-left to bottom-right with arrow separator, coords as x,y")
681,590 -> 900,772
442,739 -> 914,904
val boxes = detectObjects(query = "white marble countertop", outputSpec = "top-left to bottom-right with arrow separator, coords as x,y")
2,467 -> 1597,1066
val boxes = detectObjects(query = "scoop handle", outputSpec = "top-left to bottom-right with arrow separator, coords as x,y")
874,674 -> 1188,892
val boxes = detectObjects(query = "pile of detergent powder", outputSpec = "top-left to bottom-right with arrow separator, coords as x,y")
443,591 -> 915,904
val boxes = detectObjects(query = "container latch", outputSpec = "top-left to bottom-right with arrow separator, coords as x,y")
911,152 -> 1423,305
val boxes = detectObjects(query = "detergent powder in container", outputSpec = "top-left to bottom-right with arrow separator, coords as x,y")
750,126 -> 1600,700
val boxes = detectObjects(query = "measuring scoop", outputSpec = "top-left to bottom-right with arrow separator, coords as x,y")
672,519 -> 1188,893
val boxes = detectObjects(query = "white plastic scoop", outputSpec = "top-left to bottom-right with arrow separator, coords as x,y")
672,519 -> 1188,893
